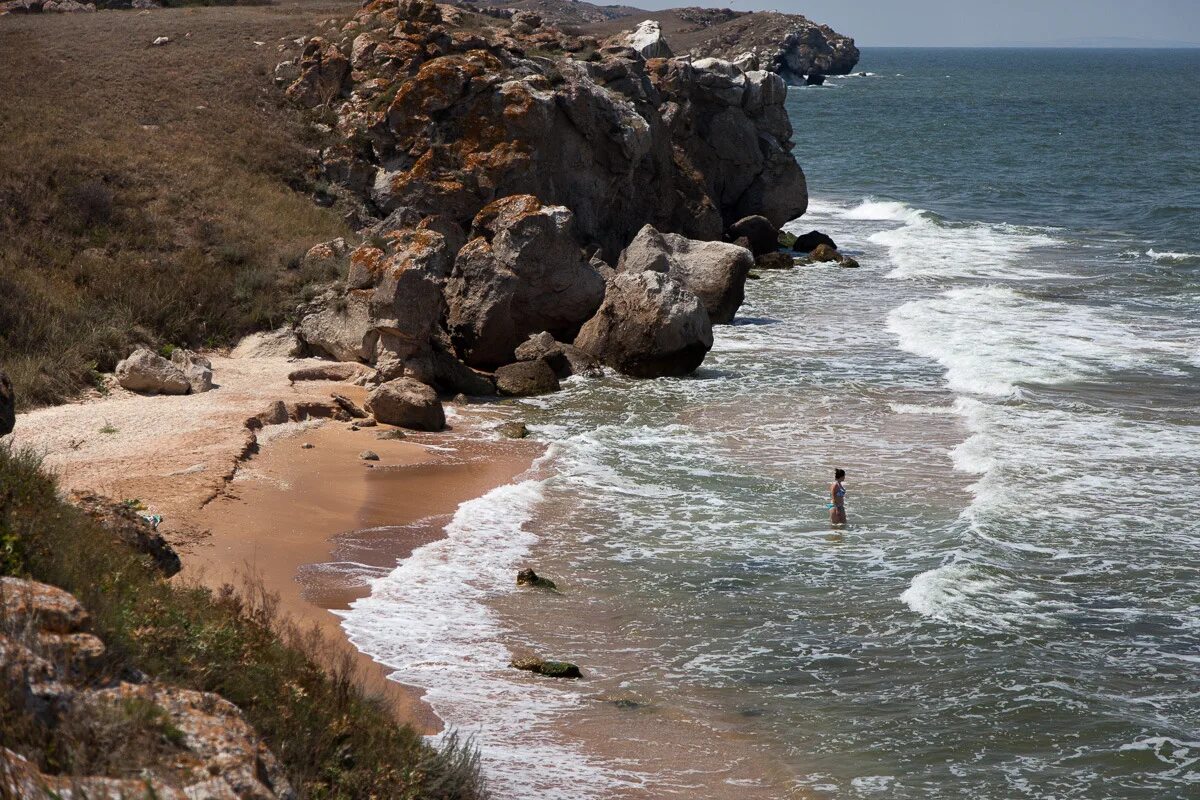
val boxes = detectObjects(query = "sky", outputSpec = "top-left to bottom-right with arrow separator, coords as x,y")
633,0 -> 1200,47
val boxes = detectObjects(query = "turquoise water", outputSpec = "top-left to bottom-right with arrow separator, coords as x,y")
342,49 -> 1200,798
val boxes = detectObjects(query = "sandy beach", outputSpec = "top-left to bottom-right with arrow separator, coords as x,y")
11,352 -> 538,732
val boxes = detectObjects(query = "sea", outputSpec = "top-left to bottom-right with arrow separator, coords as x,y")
339,48 -> 1200,798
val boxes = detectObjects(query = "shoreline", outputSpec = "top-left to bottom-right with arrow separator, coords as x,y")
10,353 -> 540,734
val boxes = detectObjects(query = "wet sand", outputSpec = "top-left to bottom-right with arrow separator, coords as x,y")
184,419 -> 538,733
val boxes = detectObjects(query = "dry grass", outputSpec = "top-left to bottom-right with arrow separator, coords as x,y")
0,443 -> 488,798
0,3 -> 359,408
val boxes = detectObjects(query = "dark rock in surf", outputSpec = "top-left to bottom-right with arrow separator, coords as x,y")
726,215 -> 780,257
495,360 -> 560,397
516,567 -> 556,589
805,72 -> 826,86
792,230 -> 837,253
511,656 -> 581,679
497,421 -> 529,439
755,252 -> 795,270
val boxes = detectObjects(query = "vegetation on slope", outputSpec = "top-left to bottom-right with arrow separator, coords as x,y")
0,443 -> 487,799
0,5 -> 352,409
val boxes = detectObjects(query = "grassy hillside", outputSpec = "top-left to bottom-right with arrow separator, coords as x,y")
0,4 -> 355,408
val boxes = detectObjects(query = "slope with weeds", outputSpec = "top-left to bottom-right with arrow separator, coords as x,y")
0,4 -> 355,408
0,444 -> 488,799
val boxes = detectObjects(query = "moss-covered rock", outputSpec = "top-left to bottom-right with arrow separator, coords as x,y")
510,656 -> 582,679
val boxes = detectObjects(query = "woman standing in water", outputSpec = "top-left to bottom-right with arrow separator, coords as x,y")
830,468 -> 847,525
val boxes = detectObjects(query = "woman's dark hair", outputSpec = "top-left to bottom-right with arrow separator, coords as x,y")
835,468 -> 846,481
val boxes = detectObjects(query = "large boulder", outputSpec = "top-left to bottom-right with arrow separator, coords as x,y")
617,224 -> 753,324
169,349 -> 214,394
624,20 -> 672,59
298,288 -> 374,363
115,348 -> 191,395
0,368 -> 13,437
575,271 -> 713,378
364,377 -> 445,430
727,215 -> 780,257
495,360 -> 560,397
445,196 -> 606,369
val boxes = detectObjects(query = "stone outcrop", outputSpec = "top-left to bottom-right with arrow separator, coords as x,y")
71,492 -> 182,577
624,19 -> 671,59
617,224 -> 752,324
0,578 -> 294,800
575,270 -> 712,377
287,0 -> 809,254
364,377 -> 446,430
115,348 -> 191,395
0,368 -> 13,437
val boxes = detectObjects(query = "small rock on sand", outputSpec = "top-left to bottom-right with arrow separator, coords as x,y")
359,450 -> 379,461
301,443 -> 314,450
496,421 -> 529,439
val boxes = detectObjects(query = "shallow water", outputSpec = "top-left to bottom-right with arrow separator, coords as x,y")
340,49 -> 1200,798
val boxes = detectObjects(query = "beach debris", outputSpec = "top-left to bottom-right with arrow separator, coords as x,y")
331,392 -> 367,419
510,657 -> 582,679
495,360 -> 560,397
115,347 -> 190,395
516,568 -> 556,590
364,377 -> 445,431
496,421 -> 529,440
359,450 -> 379,461
152,36 -> 170,46
301,443 -> 314,449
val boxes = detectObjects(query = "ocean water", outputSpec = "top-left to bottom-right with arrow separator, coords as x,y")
340,49 -> 1200,798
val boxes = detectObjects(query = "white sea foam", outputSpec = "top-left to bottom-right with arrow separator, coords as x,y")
1146,248 -> 1200,264
900,560 -> 1048,631
338,465 -> 637,797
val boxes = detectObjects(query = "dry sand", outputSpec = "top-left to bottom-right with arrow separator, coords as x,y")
11,353 -> 538,731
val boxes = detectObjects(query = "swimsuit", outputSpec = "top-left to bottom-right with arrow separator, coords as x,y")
828,483 -> 846,510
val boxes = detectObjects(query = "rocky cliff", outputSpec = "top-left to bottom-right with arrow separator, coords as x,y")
459,1 -> 861,81
280,0 -> 812,390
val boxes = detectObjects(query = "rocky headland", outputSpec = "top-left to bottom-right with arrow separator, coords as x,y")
276,0 -> 859,418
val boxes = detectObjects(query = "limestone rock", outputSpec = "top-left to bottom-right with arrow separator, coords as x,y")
0,368 -> 13,437
617,225 -> 752,324
298,288 -> 374,363
727,215 -> 780,257
624,20 -> 672,59
231,327 -> 304,359
446,196 -> 605,368
792,230 -> 837,253
0,577 -> 89,634
331,392 -> 368,419
287,362 -> 374,383
365,377 -> 445,430
495,360 -> 560,397
575,271 -> 713,378
115,348 -> 190,395
169,349 -> 214,394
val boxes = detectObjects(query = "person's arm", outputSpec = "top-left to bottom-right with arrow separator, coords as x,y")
831,483 -> 838,505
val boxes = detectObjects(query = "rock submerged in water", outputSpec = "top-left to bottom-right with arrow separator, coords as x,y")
511,657 -> 582,679
755,252 -> 795,270
576,271 -> 713,378
792,230 -> 837,253
726,215 -> 780,257
516,567 -> 556,589
364,377 -> 445,431
115,348 -> 190,395
495,360 -> 560,397
809,243 -> 841,263
617,224 -> 753,324
497,421 -> 529,439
